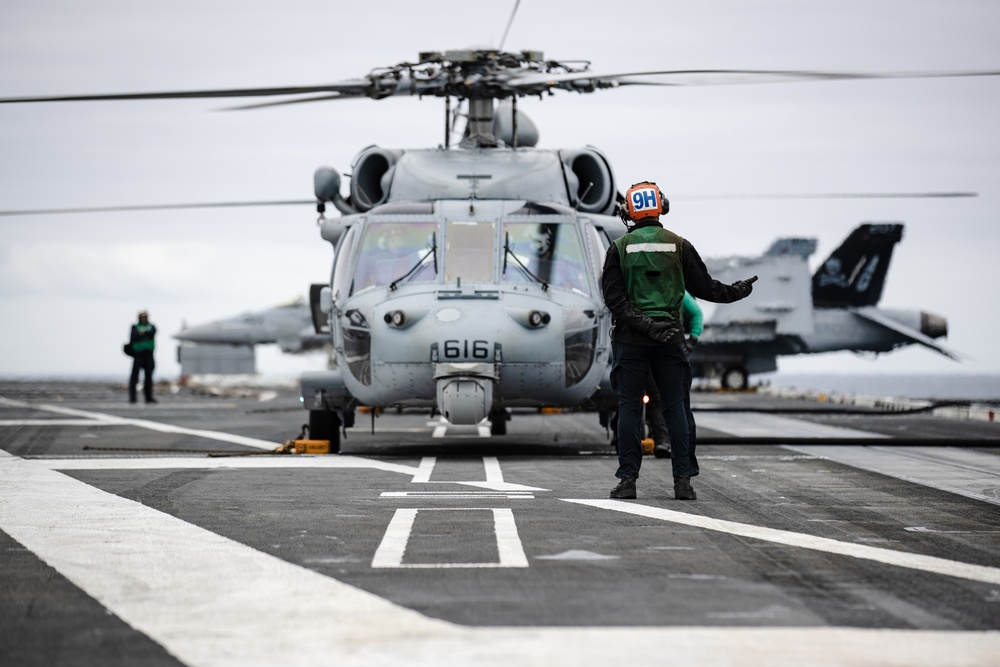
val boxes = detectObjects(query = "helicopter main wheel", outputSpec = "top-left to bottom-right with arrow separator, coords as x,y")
489,409 -> 509,436
721,366 -> 749,391
308,410 -> 342,453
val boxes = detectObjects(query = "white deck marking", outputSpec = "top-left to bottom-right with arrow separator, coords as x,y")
381,492 -> 534,499
372,508 -> 529,569
405,456 -> 547,492
697,411 -> 888,438
565,499 -> 1000,585
411,456 -> 437,482
4,456 -> 1000,664
782,444 -> 1000,506
0,419 -> 123,426
0,397 -> 278,450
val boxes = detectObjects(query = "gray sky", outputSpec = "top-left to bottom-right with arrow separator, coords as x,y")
1,0 -> 998,380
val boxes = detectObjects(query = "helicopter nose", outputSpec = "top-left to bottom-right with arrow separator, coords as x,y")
920,311 -> 948,339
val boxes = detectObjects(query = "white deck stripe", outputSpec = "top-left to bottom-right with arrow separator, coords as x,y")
371,508 -> 528,569
565,499 -> 1000,585
3,454 -> 1000,665
0,397 -> 278,450
412,456 -> 436,482
697,411 -> 889,439
0,419 -> 124,426
783,444 -> 1000,506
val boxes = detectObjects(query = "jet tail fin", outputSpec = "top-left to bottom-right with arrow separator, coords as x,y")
812,223 -> 904,308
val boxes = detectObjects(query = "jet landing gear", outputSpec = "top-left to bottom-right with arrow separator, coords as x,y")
720,365 -> 749,391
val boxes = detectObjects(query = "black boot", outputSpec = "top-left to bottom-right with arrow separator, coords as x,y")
610,477 -> 637,499
674,476 -> 696,500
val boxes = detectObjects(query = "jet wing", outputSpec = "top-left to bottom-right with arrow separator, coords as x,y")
851,308 -> 963,360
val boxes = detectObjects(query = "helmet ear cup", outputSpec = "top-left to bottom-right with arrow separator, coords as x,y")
659,190 -> 669,215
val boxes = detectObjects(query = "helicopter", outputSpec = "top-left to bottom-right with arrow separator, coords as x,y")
2,45 -> 997,450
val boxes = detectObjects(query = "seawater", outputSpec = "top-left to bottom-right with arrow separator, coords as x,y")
760,372 -> 1000,404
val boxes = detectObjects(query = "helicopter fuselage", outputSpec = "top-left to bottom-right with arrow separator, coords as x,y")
300,143 -> 628,443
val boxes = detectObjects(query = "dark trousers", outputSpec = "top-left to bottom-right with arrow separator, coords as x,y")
644,371 -> 670,446
129,351 -> 155,402
612,342 -> 698,480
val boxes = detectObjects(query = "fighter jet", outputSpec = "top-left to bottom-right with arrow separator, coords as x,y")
174,296 -> 327,375
691,223 -> 958,389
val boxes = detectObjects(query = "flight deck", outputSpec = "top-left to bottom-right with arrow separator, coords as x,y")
2,380 -> 999,666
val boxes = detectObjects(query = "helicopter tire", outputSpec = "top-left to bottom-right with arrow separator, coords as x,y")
489,409 -> 508,436
309,410 -> 342,454
721,366 -> 749,391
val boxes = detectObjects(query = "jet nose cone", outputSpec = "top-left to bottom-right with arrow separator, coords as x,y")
174,323 -> 225,343
920,311 -> 948,339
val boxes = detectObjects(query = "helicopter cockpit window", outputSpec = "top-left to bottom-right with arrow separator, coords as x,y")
445,221 -> 495,283
501,222 -> 591,295
351,222 -> 438,294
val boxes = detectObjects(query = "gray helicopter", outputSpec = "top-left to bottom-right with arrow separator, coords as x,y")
2,49 -> 997,450
301,57 -> 629,445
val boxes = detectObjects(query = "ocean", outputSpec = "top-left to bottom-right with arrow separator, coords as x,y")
758,372 -> 1000,404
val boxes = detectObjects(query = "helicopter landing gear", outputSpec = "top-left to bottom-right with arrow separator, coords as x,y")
721,365 -> 749,391
489,408 -> 509,436
308,409 -> 342,453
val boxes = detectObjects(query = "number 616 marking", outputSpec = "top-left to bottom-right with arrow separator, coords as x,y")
443,339 -> 491,359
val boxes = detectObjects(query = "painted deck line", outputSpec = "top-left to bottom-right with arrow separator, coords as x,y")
404,455 -> 548,492
26,454 -> 547,492
371,508 -> 529,569
0,397 -> 277,450
30,454 -> 421,476
782,444 -> 1000,506
2,456 -> 1000,665
0,419 -> 123,426
697,411 -> 889,438
565,499 -> 1000,585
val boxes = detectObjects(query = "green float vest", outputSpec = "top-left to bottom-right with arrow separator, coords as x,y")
132,324 -> 155,352
613,226 -> 685,319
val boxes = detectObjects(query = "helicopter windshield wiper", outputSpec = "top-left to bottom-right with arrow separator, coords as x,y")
503,232 -> 549,291
389,233 -> 437,291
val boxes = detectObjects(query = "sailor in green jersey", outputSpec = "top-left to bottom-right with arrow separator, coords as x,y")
601,181 -> 756,500
128,310 -> 158,404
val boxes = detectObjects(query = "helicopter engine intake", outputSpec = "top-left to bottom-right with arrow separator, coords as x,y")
560,148 -> 616,215
350,147 -> 401,211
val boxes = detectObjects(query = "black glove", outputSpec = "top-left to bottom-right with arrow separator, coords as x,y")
641,316 -> 682,344
732,275 -> 758,299
685,335 -> 699,353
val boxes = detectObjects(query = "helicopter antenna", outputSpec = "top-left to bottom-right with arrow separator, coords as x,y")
573,182 -> 594,211
444,97 -> 451,148
498,0 -> 522,50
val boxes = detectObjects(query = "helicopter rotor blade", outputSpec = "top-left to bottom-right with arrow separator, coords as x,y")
2,59 -> 997,107
0,192 -> 977,219
676,192 -> 978,201
0,200 -> 316,218
220,94 -> 356,111
506,68 -> 1000,93
0,81 -> 373,105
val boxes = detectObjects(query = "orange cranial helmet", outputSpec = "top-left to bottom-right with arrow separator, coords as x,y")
621,181 -> 668,222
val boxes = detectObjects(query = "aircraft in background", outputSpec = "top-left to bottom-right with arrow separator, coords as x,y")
174,296 -> 327,375
691,223 -> 958,389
